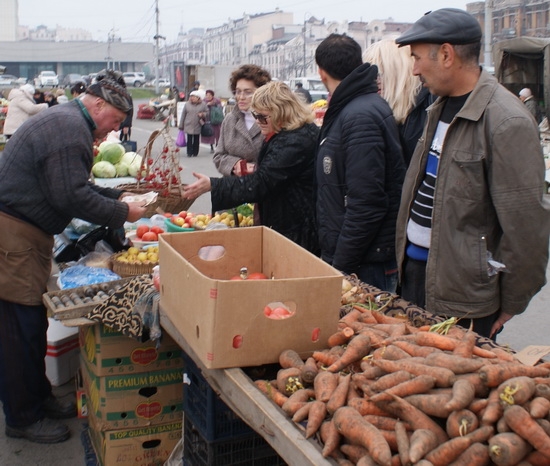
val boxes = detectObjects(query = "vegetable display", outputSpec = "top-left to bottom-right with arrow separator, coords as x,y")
253,277 -> 550,465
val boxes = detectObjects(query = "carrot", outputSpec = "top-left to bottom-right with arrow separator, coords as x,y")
370,375 -> 436,403
356,326 -> 388,348
312,349 -> 341,368
453,372 -> 490,398
392,339 -> 441,357
479,363 -> 550,387
488,432 -> 533,466
372,358 -> 456,388
279,349 -> 304,369
314,370 -> 339,403
368,370 -> 415,393
305,400 -> 327,439
448,442 -> 491,466
404,392 -> 453,418
339,309 -> 363,327
300,357 -> 319,385
497,375 -> 536,407
360,415 -> 405,432
529,397 -> 550,419
327,333 -> 372,373
481,388 -> 504,426
468,397 -> 489,415
424,425 -> 494,466
408,428 -> 440,464
348,397 -> 392,417
371,344 -> 411,361
395,421 -> 411,466
452,330 -> 476,359
408,331 -> 498,359
254,380 -> 288,407
370,323 -> 409,337
379,428 -> 399,452
327,373 -> 351,415
503,404 -> 550,458
496,415 -> 511,433
444,378 -> 477,412
446,408 -> 479,438
523,450 -> 550,466
534,382 -> 550,401
355,455 -> 378,466
339,444 -> 370,464
276,367 -> 303,396
371,310 -> 408,325
291,401 -> 312,423
320,420 -> 341,458
327,327 -> 355,348
425,351 -> 485,374
480,343 -> 517,362
380,394 -> 448,445
535,418 -> 550,437
333,406 -> 393,466
282,387 -> 314,415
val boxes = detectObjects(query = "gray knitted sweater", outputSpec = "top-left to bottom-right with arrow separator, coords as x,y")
0,100 -> 128,235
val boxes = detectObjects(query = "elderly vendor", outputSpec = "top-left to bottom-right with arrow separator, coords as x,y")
0,70 -> 147,444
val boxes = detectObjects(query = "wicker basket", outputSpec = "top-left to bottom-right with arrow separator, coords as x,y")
116,124 -> 194,217
110,252 -> 158,278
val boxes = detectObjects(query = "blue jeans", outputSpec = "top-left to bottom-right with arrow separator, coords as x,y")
356,259 -> 398,293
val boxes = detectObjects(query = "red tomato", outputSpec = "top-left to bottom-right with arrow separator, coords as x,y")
163,212 -> 172,218
141,231 -> 158,242
248,272 -> 268,280
136,225 -> 150,239
150,226 -> 164,235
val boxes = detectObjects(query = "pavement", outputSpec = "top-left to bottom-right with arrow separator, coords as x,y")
0,100 -> 548,464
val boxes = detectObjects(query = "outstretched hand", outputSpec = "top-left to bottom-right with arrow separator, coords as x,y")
183,172 -> 212,200
489,311 -> 514,339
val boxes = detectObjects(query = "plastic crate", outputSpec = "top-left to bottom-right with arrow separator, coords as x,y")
183,352 -> 254,441
183,416 -> 286,466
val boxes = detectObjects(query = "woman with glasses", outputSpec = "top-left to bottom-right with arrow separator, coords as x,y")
212,64 -> 271,176
184,81 -> 320,254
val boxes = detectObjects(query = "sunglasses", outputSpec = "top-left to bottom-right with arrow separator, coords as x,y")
251,111 -> 270,125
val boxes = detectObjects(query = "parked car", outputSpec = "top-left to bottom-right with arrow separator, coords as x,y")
35,71 -> 59,87
122,72 -> 146,87
146,78 -> 171,88
0,74 -> 27,86
62,73 -> 85,88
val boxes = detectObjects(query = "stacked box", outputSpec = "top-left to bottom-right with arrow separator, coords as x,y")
81,323 -> 184,465
182,352 -> 284,465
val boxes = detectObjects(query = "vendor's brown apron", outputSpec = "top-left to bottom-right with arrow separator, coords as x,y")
0,211 -> 53,305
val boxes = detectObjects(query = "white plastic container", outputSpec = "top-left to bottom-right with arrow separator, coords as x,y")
45,318 -> 80,386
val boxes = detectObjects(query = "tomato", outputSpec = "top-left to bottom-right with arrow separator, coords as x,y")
141,231 -> 158,242
136,225 -> 150,239
163,212 -> 172,218
248,272 -> 268,280
150,226 -> 164,235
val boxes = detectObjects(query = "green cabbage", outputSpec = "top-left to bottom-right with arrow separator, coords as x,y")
92,161 -> 117,178
99,142 -> 125,165
115,162 -> 129,177
120,151 -> 142,167
128,160 -> 144,178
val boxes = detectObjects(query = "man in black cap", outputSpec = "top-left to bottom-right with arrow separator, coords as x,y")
0,69 -> 146,443
394,8 -> 549,339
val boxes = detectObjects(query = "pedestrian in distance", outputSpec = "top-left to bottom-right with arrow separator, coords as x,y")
0,69 -> 147,444
178,90 -> 208,157
315,33 -> 406,292
3,84 -> 48,138
394,8 -> 550,339
202,89 -> 223,153
518,87 -> 541,123
294,82 -> 312,104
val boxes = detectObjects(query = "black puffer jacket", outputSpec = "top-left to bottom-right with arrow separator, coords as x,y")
316,63 -> 405,273
211,123 -> 320,254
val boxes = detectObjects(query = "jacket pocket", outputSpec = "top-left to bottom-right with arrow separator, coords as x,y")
446,150 -> 486,201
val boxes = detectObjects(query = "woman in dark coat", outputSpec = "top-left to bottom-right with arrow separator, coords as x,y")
183,81 -> 320,254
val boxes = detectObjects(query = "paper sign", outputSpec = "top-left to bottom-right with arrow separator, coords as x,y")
514,345 -> 550,366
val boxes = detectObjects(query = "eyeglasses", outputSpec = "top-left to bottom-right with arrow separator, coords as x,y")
251,111 -> 270,125
234,89 -> 255,99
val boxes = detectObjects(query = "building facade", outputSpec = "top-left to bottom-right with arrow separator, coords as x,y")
0,0 -> 18,41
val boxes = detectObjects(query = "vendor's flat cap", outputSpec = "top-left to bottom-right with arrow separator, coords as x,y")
396,8 -> 482,46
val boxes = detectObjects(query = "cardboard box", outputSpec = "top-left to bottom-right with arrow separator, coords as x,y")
80,355 -> 184,431
79,323 -> 183,376
87,413 -> 182,466
159,227 -> 343,369
45,318 -> 80,386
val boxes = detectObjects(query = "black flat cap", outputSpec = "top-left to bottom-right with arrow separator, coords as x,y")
396,8 -> 482,47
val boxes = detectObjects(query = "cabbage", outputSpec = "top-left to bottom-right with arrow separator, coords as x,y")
92,161 -> 117,178
128,160 -> 145,178
120,151 -> 142,167
115,162 -> 129,177
98,142 -> 125,165
93,153 -> 102,165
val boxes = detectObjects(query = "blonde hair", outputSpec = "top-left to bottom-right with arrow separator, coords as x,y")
363,39 -> 421,124
251,81 -> 314,132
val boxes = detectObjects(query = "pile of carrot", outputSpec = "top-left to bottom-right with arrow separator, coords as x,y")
254,303 -> 550,466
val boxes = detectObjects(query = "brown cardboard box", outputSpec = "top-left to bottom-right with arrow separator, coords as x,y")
87,413 -> 182,466
80,355 -> 183,431
79,323 -> 183,376
159,227 -> 342,369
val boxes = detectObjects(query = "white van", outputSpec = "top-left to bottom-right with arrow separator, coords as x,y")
288,77 -> 328,102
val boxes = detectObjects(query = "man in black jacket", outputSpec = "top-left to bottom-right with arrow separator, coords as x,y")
315,34 -> 406,292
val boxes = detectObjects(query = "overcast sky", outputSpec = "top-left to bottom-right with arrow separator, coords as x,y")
18,0 -> 470,43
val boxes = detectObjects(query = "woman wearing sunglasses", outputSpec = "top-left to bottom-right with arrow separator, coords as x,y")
184,81 -> 320,254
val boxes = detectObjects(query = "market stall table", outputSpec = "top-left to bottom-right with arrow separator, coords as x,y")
159,308 -> 337,466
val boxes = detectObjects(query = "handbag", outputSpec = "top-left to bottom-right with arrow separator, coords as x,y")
176,129 -> 186,147
201,121 -> 213,138
210,106 -> 224,125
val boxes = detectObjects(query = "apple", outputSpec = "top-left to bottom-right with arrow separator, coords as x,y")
173,216 -> 185,227
178,210 -> 188,219
183,222 -> 190,228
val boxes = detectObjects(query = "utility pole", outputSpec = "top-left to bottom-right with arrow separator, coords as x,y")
153,0 -> 166,95
484,0 -> 493,67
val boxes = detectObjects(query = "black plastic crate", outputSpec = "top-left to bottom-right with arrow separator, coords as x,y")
183,352 -> 254,441
183,416 -> 286,466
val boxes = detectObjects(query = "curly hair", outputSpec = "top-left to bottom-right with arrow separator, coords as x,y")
251,81 -> 313,133
229,64 -> 271,93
